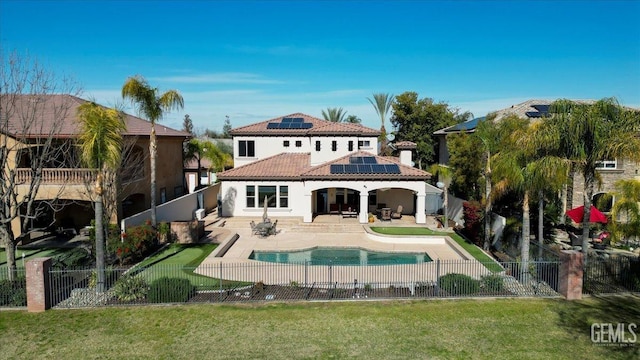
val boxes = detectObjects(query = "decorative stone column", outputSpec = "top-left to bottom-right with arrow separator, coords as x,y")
415,193 -> 426,224
26,257 -> 52,312
558,250 -> 583,300
359,194 -> 368,224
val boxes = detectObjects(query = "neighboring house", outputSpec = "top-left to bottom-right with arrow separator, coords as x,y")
184,138 -> 232,194
433,99 -> 640,212
1,94 -> 190,240
217,113 -> 433,224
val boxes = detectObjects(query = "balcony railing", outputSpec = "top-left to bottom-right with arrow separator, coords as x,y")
16,168 -> 97,185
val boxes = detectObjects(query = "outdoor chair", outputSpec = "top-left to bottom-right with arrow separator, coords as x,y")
391,205 -> 403,219
271,219 -> 278,235
250,221 -> 258,236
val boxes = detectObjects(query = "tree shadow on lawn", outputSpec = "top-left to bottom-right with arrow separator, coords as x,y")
554,295 -> 640,357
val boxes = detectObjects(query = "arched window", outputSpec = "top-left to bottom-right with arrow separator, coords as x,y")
592,192 -> 613,213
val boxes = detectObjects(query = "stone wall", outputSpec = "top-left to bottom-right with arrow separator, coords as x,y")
570,158 -> 640,209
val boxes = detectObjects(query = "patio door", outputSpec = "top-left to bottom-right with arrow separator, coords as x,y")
316,189 -> 327,213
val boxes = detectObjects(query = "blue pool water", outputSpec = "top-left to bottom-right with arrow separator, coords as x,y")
249,247 -> 432,265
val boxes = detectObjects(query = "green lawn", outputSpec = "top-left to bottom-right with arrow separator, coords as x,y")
1,248 -> 69,267
369,227 -> 503,272
128,243 -> 221,288
1,296 -> 638,359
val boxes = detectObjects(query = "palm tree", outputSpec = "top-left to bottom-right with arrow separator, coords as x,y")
609,179 -> 640,246
122,75 -> 184,227
367,93 -> 394,155
76,102 -> 126,292
321,107 -> 347,122
184,138 -> 231,188
345,115 -> 362,124
544,98 -> 640,260
428,164 -> 452,228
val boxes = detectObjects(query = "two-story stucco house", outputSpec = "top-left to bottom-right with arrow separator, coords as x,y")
217,113 -> 433,224
1,94 -> 190,240
434,99 -> 640,212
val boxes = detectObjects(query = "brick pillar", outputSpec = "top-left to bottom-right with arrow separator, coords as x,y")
558,250 -> 583,300
26,257 -> 52,312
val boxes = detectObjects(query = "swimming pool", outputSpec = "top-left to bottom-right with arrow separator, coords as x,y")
249,247 -> 432,265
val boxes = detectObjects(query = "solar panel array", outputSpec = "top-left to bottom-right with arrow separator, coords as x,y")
349,156 -> 377,164
266,117 -> 313,129
330,163 -> 400,174
526,104 -> 551,118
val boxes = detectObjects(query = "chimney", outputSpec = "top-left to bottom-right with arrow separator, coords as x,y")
396,141 -> 417,167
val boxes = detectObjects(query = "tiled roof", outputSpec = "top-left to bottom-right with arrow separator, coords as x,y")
217,151 -> 431,181
217,153 -> 312,181
302,151 -> 430,180
230,113 -> 380,136
1,94 -> 190,139
395,141 -> 417,149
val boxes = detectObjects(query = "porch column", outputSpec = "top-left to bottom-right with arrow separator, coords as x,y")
415,193 -> 426,224
359,193 -> 368,223
303,193 -> 313,223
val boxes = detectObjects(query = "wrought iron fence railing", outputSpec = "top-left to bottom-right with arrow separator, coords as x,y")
0,266 -> 27,307
583,255 -> 640,294
47,259 -> 561,308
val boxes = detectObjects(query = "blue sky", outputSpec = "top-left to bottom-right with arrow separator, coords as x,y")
2,0 -> 639,133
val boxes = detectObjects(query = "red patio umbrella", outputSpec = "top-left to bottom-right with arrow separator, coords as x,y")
566,205 -> 608,224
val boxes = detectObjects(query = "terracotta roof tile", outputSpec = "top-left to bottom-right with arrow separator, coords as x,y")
1,94 -> 190,139
395,141 -> 417,149
217,153 -> 311,180
230,113 -> 380,136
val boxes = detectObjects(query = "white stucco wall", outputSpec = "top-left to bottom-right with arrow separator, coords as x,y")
220,180 -> 306,218
233,136 -> 311,167
309,136 -> 378,166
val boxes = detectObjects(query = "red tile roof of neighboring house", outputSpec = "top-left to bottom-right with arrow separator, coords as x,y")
217,153 -> 312,181
395,141 -> 417,149
218,151 -> 431,181
230,113 -> 380,136
1,94 -> 190,139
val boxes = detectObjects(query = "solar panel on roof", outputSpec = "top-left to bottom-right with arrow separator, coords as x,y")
344,164 -> 358,173
371,164 -> 386,173
363,156 -> 376,164
282,118 -> 293,123
292,117 -> 304,123
301,122 -> 313,129
358,164 -> 373,173
532,104 -> 550,113
267,123 -> 279,129
350,157 -> 364,164
330,164 -> 344,174
384,164 -> 400,174
525,111 -> 543,118
291,123 -> 302,129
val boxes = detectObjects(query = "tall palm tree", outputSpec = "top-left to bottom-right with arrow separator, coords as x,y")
76,102 -> 126,292
122,75 -> 184,227
321,107 -> 347,122
367,93 -> 394,155
428,164 -> 452,228
184,138 -> 230,188
544,98 -> 640,260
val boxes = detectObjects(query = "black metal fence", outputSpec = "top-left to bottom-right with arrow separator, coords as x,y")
0,266 -> 27,307
48,259 -> 561,308
583,255 -> 640,294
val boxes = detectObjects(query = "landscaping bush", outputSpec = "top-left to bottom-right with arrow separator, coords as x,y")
481,274 -> 505,293
113,274 -> 149,302
148,277 -> 195,303
438,273 -> 480,295
0,278 -> 27,306
462,201 -> 483,246
109,221 -> 158,265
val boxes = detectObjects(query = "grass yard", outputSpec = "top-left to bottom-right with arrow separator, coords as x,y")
129,243 -> 221,288
0,248 -> 72,268
1,296 -> 638,359
370,227 -> 503,272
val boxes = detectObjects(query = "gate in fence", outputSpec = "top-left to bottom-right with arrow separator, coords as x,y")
583,255 -> 640,295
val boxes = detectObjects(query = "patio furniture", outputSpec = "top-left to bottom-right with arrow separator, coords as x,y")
329,203 -> 340,215
391,205 -> 403,219
380,208 -> 391,221
254,220 -> 277,237
342,206 -> 357,218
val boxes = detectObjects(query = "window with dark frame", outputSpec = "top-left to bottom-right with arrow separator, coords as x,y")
315,140 -> 321,151
295,140 -> 302,147
280,186 -> 288,208
331,140 -> 337,151
283,140 -> 290,147
239,140 -> 255,157
348,141 -> 354,151
246,185 -> 255,207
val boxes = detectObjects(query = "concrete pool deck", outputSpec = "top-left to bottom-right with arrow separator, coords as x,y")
194,214 -> 494,285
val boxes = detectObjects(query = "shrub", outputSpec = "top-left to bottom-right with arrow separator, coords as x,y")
109,222 -> 158,265
148,277 -> 195,303
462,201 -> 483,246
113,274 -> 149,302
481,274 -> 505,293
0,278 -> 27,306
439,273 -> 480,295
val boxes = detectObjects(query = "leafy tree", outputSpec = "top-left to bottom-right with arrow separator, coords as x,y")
322,107 -> 347,122
609,179 -> 640,246
1,51 -> 81,280
345,114 -> 362,124
390,92 -> 458,169
122,75 -> 184,227
182,114 -> 193,135
367,93 -> 394,155
184,139 -> 231,188
222,115 -> 232,137
76,102 -> 126,292
428,164 -> 452,227
447,132 -> 483,200
541,98 -> 640,260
